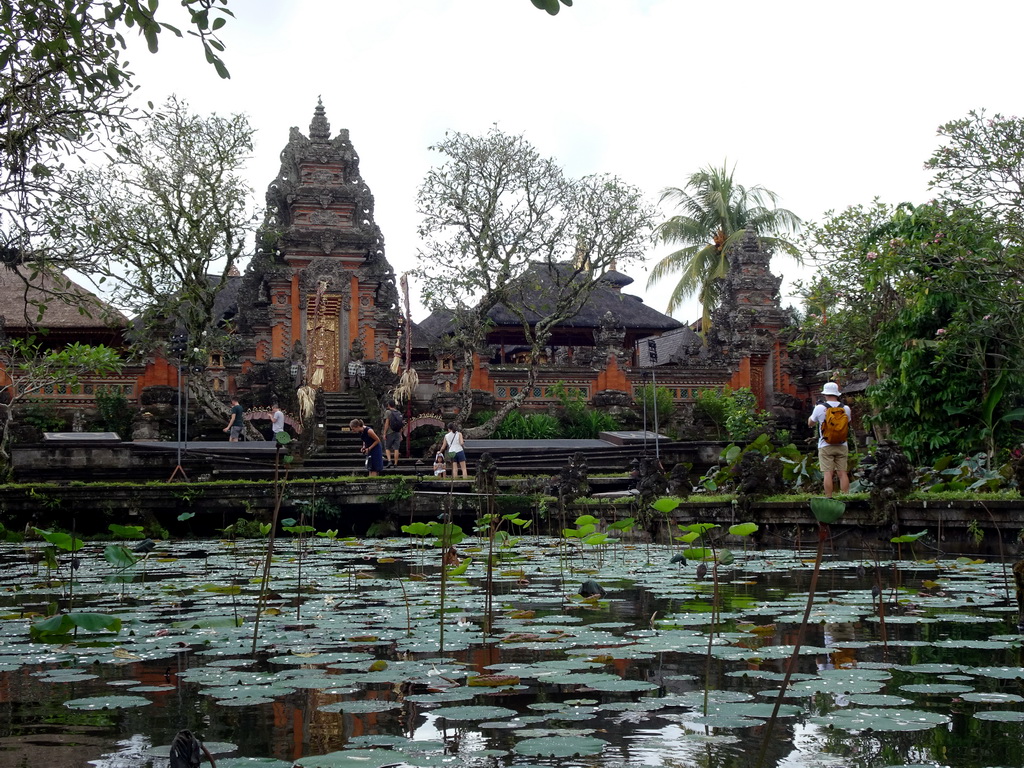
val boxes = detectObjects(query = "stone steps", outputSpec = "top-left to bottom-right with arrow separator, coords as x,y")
306,391 -> 378,472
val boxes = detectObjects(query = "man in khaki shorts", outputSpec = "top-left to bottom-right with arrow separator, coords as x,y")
808,381 -> 851,497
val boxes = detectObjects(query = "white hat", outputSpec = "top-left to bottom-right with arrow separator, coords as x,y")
822,382 -> 842,396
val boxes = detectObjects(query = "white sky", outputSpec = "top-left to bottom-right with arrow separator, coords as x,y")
123,0 -> 1024,323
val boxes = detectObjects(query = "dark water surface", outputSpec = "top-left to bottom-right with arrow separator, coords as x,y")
0,535 -> 1021,768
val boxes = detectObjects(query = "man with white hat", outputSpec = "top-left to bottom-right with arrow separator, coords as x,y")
807,381 -> 851,498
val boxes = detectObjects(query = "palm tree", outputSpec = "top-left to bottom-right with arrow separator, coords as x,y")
648,163 -> 801,331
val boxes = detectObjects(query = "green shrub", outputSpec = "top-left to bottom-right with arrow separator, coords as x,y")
635,383 -> 674,427
564,408 -> 619,439
467,409 -> 496,427
95,388 -> 134,438
494,411 -> 559,439
552,381 -> 620,438
694,388 -> 731,438
18,403 -> 68,432
724,388 -> 772,442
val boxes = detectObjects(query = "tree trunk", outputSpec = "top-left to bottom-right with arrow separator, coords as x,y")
0,403 -> 13,481
188,376 -> 262,441
463,358 -> 542,440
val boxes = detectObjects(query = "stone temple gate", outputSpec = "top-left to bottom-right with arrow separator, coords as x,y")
232,101 -> 400,392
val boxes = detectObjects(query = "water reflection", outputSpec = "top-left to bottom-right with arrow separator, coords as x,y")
0,538 -> 1020,768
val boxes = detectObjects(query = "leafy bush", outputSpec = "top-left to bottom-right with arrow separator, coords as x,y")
551,382 -> 620,438
467,409 -> 496,427
635,383 -> 674,428
724,388 -> 773,442
694,388 -> 731,438
697,433 -> 820,495
564,408 -> 619,439
18,403 -> 68,432
494,411 -> 559,439
95,388 -> 134,438
915,452 -> 1011,493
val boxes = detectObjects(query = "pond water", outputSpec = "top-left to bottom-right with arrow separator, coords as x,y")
0,534 -> 1022,768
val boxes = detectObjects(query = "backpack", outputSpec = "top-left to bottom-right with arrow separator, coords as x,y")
388,409 -> 404,431
820,402 -> 849,445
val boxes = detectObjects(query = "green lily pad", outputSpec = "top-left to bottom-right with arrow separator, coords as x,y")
64,695 -> 151,710
435,705 -> 518,721
898,683 -> 974,694
847,694 -> 914,707
810,708 -> 950,732
317,700 -> 403,714
974,710 -> 1024,722
513,735 -> 607,757
292,750 -> 405,768
959,692 -> 1024,703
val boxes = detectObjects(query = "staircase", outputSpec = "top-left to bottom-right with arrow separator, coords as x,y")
302,391 -> 373,474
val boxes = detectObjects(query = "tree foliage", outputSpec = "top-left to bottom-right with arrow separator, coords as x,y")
793,111 -> 1024,462
647,163 -> 800,329
414,126 -> 655,431
792,199 -> 903,373
866,204 -> 1024,461
927,109 -> 1024,235
797,200 -> 1024,462
0,338 -> 122,475
1,0 -> 233,266
40,96 -> 256,425
530,0 -> 573,15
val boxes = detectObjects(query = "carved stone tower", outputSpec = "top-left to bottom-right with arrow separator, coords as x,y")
708,227 -> 794,409
239,101 -> 399,391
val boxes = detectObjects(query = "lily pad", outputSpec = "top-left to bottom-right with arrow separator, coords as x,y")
292,750 -> 404,768
810,708 -> 950,732
974,710 -> 1024,722
64,695 -> 151,710
434,705 -> 518,721
513,735 -> 607,757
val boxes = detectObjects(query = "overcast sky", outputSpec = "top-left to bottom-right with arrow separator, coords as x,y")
124,0 -> 1024,323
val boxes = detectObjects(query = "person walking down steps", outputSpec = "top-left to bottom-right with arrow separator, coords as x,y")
350,418 -> 384,477
382,401 -> 404,469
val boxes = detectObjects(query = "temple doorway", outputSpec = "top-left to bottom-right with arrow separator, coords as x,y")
306,290 -> 344,392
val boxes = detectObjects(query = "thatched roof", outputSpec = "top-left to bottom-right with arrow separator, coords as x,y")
637,324 -> 707,366
0,267 -> 126,332
417,263 -> 681,345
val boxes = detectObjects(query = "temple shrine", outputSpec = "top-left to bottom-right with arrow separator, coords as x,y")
2,103 -> 812,437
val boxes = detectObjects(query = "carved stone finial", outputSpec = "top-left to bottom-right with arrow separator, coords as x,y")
309,99 -> 331,143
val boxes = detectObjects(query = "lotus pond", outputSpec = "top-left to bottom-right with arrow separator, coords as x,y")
1,533 -> 1023,768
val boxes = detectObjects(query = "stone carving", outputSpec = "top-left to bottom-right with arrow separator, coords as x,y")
594,311 -> 627,365
310,210 -> 336,226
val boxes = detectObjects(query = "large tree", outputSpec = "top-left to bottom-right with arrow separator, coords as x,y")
792,198 -> 903,375
1,0 -> 232,274
796,200 -> 1024,463
927,109 -> 1024,238
793,112 -> 1024,462
647,163 -> 800,331
40,96 -> 257,427
414,126 -> 656,433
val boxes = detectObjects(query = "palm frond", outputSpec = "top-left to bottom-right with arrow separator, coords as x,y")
653,161 -> 800,320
